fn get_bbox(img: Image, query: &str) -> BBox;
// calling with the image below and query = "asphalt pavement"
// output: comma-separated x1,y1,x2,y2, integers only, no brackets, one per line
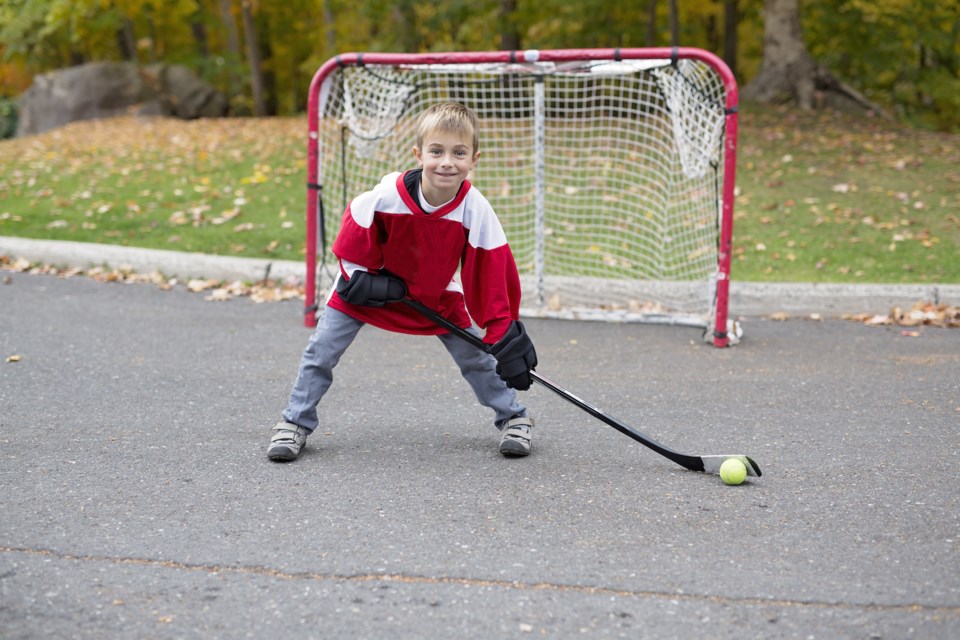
1,248,959,639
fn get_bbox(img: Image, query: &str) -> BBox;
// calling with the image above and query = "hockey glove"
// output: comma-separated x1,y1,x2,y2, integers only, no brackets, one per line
336,270,407,307
490,320,538,391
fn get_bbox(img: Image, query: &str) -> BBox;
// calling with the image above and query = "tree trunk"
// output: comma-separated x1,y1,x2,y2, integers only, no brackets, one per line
499,0,521,51
706,13,720,55
742,0,892,117
191,10,210,59
741,0,816,107
321,0,336,59
219,0,242,58
258,12,277,116
116,18,137,62
723,0,739,78
668,0,679,46
145,15,158,63
646,0,657,47
391,0,420,52
240,0,266,116
219,0,243,99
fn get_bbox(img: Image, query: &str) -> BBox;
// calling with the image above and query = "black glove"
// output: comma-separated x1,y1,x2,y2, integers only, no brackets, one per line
490,320,537,390
336,270,407,307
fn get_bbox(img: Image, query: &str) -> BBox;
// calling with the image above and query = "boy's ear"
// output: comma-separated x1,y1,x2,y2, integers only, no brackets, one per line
412,145,423,165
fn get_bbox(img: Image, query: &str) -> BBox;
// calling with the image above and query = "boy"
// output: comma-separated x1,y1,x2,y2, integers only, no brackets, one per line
268,102,538,463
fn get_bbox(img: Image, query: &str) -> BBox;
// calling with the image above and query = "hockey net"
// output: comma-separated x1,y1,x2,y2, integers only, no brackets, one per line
305,49,740,346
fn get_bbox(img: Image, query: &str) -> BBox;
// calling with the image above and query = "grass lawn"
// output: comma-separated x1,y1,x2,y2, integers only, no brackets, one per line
1,117,306,260
1,105,958,284
734,104,960,283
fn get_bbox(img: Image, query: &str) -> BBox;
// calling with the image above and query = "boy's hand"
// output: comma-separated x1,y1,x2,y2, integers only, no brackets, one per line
490,320,537,390
336,270,407,307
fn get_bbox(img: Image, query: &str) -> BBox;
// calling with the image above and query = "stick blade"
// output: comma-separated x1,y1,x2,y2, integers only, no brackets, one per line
700,455,762,478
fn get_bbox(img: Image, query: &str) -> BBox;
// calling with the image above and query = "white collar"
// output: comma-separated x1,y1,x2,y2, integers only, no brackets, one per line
418,179,454,213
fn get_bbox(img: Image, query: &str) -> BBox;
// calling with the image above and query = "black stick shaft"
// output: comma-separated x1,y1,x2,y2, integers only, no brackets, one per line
401,297,708,472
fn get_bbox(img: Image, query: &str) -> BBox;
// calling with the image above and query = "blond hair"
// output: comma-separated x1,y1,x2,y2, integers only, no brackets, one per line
414,102,480,153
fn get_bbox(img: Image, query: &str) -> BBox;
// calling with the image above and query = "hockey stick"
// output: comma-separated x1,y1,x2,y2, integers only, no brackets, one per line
402,297,761,478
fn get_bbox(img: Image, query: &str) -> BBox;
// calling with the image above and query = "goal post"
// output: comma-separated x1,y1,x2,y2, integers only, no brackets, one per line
304,48,740,347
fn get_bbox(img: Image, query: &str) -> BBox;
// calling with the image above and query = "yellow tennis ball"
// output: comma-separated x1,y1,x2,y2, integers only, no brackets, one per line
719,458,747,485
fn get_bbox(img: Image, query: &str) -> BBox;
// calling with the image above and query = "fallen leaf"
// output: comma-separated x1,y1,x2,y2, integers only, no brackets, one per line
6,354,22,363
204,288,233,301
843,301,960,328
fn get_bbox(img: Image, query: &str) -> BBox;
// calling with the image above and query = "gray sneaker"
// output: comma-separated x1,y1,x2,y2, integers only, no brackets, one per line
499,416,533,457
267,421,308,462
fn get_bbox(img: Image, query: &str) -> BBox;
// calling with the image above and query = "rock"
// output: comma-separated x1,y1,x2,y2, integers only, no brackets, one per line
15,61,228,137
142,63,228,120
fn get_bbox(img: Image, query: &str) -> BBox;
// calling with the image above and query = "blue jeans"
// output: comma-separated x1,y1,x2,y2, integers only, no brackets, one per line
283,306,526,433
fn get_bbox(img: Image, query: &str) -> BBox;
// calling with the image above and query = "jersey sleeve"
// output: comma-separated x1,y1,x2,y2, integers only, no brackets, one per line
330,174,398,271
459,192,522,344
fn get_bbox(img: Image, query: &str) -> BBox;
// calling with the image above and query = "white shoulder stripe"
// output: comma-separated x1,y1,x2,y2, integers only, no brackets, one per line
348,172,409,228
460,189,507,250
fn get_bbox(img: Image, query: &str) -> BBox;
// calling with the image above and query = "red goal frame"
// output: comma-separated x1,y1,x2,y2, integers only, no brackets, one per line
303,47,739,347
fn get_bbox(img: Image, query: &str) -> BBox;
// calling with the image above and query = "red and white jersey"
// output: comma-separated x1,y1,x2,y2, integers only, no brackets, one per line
328,171,522,344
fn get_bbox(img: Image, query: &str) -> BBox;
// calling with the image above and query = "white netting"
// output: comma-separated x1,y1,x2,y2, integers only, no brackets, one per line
652,59,727,180
341,68,418,157
313,56,732,325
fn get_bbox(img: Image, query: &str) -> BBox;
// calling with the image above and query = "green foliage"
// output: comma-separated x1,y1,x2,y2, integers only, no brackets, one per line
804,0,960,131
911,69,960,133
1,0,958,128
0,0,50,58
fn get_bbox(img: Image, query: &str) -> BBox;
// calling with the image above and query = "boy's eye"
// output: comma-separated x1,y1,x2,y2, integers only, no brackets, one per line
425,147,470,159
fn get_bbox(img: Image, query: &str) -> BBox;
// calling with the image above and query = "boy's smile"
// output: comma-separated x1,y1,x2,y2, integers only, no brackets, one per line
413,130,479,207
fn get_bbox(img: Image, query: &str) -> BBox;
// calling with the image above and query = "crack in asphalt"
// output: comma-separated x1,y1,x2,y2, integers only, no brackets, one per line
3,545,958,615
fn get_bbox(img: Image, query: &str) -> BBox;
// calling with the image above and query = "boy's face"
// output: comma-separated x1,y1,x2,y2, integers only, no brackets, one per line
413,130,479,207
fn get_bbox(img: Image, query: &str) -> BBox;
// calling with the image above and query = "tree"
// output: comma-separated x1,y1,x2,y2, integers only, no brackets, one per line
218,0,244,100
390,0,420,52
499,0,520,50
646,0,656,46
4,0,954,127
743,0,890,116
190,5,210,60
741,0,816,107
805,0,960,130
240,0,265,116
668,0,679,46
321,0,335,58
116,17,137,61
723,0,738,78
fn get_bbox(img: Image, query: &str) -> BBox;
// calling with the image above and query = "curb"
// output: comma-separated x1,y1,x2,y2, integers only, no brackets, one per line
727,281,959,317
0,236,303,284
2,236,958,317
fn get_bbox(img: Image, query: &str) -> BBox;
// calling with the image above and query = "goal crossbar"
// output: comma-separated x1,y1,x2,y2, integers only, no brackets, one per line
304,48,739,347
